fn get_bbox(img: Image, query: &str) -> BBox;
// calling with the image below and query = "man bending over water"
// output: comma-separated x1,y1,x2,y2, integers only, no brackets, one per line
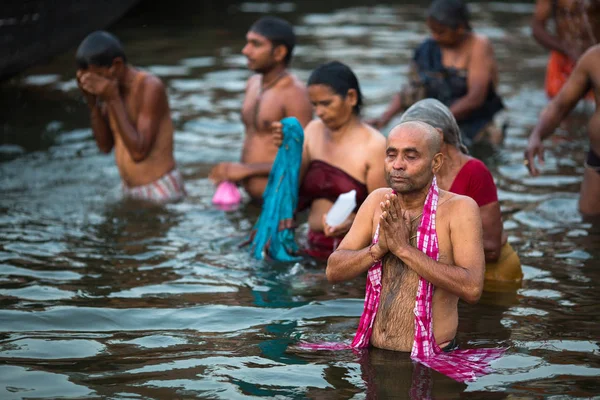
525,44,600,217
76,31,185,203
327,121,485,351
209,16,313,202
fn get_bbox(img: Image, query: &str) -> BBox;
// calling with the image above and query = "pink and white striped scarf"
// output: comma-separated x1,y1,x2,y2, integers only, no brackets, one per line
300,177,506,383
122,168,186,203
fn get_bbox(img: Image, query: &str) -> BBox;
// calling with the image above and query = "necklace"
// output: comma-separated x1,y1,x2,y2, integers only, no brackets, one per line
252,70,289,130
260,70,289,93
406,195,450,241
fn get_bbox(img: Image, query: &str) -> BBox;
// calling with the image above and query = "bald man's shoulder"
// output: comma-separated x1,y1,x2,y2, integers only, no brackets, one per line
438,189,481,218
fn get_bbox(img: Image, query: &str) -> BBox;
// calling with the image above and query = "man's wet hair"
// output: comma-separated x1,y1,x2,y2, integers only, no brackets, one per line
399,98,469,154
249,16,296,65
427,0,472,31
76,31,127,70
307,61,364,115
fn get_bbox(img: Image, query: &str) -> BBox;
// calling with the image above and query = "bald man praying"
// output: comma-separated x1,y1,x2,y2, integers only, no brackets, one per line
326,121,485,352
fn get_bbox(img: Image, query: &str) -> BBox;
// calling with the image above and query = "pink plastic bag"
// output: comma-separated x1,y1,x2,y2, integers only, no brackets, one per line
212,181,242,209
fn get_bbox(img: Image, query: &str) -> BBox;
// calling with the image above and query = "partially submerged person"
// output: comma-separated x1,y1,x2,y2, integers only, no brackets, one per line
400,99,522,283
209,16,312,202
327,121,485,351
369,0,504,146
532,0,599,101
525,44,600,217
274,61,387,259
76,31,185,203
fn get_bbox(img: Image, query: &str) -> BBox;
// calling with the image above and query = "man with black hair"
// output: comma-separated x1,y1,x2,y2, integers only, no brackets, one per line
209,16,313,202
76,30,185,203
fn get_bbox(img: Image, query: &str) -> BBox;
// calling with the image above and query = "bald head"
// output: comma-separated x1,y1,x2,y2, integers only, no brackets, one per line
388,121,442,155
384,121,443,194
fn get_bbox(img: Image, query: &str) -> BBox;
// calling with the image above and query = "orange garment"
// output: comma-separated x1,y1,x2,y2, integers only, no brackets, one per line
545,50,594,101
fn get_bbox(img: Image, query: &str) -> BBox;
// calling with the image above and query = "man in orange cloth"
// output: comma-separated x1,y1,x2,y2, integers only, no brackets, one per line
531,0,599,101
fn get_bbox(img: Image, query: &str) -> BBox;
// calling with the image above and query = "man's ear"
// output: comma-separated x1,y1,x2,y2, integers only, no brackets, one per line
109,57,125,77
432,152,444,174
272,44,287,64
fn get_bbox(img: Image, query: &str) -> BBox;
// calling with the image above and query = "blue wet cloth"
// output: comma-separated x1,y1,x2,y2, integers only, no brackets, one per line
412,38,504,142
250,117,304,261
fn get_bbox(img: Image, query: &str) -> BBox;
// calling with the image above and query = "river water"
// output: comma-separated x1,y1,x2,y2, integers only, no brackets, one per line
1,1,599,399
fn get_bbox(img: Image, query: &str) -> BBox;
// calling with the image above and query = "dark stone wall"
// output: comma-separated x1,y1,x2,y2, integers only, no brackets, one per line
0,0,141,81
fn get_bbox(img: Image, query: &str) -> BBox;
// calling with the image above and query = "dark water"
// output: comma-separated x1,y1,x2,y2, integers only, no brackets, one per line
1,1,600,399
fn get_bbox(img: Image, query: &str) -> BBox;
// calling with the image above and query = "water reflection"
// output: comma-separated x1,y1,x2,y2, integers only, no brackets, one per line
1,0,599,398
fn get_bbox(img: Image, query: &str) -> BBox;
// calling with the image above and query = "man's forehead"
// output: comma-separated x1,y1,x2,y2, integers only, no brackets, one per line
387,126,429,150
247,30,269,42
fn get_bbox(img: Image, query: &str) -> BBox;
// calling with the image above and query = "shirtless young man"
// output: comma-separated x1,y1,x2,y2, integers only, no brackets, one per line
76,31,185,203
525,45,600,217
209,16,313,202
532,0,600,99
327,121,485,351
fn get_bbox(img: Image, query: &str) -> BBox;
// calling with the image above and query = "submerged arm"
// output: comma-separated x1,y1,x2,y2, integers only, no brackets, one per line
209,162,273,185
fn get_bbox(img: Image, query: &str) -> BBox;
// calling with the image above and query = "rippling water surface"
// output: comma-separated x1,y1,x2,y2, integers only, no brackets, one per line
1,1,599,398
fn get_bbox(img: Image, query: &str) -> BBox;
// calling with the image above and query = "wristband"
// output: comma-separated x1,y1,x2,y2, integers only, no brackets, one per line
368,243,381,263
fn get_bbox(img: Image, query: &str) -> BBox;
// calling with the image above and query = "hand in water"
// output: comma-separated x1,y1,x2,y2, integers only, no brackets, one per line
76,70,97,106
271,121,283,147
209,162,249,185
379,193,410,256
524,134,544,176
78,71,118,100
322,213,355,238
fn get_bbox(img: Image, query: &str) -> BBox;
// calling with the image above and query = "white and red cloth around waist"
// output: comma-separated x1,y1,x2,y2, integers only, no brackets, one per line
122,168,186,203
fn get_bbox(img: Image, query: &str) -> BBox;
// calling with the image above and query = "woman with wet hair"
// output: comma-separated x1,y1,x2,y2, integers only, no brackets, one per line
400,99,522,284
274,61,387,259
370,0,505,147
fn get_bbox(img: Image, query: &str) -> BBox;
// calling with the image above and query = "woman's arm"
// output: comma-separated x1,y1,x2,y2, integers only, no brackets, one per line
449,36,495,120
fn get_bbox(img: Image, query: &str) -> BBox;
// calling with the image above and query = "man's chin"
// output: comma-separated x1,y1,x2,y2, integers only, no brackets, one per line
388,183,410,194
247,62,265,73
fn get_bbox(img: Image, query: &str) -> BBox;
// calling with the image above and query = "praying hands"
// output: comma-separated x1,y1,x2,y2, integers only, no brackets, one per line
379,192,412,257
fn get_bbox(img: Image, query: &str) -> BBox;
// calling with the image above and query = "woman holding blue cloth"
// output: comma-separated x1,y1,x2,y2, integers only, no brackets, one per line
272,61,388,260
